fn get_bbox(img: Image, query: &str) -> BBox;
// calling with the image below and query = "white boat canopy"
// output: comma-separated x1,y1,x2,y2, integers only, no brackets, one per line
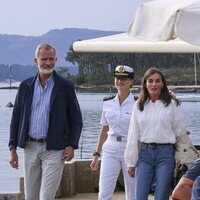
73,0,200,53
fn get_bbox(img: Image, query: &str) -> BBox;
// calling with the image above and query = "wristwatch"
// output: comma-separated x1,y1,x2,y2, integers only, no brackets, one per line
9,145,16,151
93,151,100,157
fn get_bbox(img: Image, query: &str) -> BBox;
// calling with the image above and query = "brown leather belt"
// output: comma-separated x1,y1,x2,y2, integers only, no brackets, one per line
28,136,47,143
142,142,173,146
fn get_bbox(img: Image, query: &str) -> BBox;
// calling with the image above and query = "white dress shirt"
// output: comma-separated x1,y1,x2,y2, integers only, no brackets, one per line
125,99,186,167
101,93,136,138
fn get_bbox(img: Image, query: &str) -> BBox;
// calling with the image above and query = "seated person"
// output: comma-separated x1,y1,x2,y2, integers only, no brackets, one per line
191,176,200,200
172,158,200,200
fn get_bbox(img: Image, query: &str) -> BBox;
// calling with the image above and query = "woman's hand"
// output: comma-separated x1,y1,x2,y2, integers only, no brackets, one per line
90,156,99,171
128,167,135,178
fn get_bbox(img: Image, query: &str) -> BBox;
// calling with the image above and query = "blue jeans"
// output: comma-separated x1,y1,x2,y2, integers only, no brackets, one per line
136,143,175,200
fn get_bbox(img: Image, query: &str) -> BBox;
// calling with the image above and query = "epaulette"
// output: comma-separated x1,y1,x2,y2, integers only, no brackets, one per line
103,95,116,101
134,96,138,101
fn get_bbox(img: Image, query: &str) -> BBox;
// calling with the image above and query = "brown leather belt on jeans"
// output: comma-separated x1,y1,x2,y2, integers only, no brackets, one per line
142,142,173,146
28,136,47,143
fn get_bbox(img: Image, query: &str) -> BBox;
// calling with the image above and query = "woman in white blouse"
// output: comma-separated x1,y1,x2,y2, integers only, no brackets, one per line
124,67,186,200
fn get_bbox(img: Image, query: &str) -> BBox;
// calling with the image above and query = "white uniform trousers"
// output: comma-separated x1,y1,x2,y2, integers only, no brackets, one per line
98,136,135,200
24,141,65,200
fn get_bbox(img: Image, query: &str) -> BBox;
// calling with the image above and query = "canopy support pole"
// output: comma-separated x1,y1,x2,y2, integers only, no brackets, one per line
193,53,198,86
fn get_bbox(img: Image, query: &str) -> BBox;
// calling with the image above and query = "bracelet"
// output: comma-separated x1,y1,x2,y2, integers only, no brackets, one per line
93,151,100,157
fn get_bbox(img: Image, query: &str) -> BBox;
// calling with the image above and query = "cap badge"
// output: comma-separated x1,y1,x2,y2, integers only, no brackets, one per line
118,65,125,72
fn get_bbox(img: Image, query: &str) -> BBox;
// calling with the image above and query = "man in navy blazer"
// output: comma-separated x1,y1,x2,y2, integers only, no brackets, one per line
9,43,83,200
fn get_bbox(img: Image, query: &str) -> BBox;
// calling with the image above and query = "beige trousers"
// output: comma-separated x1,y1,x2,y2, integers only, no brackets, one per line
24,141,64,200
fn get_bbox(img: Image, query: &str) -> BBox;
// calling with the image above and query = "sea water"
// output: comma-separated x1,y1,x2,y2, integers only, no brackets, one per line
0,89,200,192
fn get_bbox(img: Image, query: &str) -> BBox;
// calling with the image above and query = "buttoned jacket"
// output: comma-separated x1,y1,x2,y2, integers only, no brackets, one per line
9,71,83,150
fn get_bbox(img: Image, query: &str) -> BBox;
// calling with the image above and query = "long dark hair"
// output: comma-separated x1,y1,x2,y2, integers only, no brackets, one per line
138,68,180,111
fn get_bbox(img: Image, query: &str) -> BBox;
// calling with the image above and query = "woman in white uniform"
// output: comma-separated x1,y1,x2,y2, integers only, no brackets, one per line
90,65,136,200
125,67,186,200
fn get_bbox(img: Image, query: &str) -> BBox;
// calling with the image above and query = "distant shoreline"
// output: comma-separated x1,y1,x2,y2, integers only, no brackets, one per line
0,85,200,93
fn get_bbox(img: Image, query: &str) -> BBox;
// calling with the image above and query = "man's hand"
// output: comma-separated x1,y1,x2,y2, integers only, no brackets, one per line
62,146,74,161
9,149,19,169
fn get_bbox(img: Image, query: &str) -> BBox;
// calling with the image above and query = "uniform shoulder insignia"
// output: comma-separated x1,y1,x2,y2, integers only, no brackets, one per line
103,95,116,101
134,96,138,101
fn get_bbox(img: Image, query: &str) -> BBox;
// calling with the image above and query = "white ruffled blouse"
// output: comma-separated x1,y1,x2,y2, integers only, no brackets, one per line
124,99,186,167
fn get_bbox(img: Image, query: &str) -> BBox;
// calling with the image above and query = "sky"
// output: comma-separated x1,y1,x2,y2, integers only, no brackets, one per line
0,0,147,36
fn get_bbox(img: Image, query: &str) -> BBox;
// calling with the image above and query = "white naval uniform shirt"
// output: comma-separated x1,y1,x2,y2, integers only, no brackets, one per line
125,99,186,167
101,93,136,138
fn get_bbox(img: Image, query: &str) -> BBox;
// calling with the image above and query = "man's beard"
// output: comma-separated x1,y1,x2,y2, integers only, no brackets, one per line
38,65,54,75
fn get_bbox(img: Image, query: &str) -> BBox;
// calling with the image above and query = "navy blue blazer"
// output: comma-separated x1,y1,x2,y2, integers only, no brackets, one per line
9,71,83,150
